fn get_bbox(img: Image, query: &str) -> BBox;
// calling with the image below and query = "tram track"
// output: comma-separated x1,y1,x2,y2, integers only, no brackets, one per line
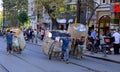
0,64,10,72
26,43,103,72
0,41,104,72
12,54,48,72
0,50,100,72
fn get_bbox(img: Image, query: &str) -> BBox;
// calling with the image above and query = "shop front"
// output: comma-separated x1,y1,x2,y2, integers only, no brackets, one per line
98,15,110,37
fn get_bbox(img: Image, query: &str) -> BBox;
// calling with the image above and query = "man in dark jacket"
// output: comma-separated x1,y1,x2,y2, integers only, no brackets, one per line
6,29,13,54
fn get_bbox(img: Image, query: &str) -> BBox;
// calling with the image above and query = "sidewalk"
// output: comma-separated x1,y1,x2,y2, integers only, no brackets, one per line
84,51,120,64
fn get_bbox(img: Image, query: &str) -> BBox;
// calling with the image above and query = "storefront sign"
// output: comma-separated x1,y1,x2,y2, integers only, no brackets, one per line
112,4,120,12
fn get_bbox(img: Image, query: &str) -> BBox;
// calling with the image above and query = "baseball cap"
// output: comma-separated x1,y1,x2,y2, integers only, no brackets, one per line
66,33,71,37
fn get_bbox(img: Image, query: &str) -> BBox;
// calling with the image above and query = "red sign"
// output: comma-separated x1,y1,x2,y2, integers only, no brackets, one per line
113,4,120,12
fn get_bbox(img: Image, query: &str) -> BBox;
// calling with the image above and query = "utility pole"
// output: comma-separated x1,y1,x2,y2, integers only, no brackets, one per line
77,0,81,23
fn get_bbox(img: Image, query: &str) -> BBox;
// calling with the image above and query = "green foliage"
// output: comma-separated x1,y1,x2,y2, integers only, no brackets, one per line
3,0,28,27
18,11,28,24
35,0,66,19
0,11,2,28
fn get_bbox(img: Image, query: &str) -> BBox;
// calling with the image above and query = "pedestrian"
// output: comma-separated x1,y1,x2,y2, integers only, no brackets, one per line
90,29,96,44
27,29,34,43
6,29,13,54
37,31,41,40
100,33,106,52
112,29,120,55
34,29,38,43
59,33,72,64
70,38,76,55
30,29,34,43
26,29,31,41
94,36,100,53
76,36,85,59
40,29,45,41
45,28,49,37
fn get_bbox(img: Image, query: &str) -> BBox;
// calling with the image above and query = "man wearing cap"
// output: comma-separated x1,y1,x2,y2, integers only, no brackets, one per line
6,29,13,54
60,34,72,64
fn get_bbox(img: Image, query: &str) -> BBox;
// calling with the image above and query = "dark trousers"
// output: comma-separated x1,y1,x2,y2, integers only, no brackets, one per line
41,35,44,40
61,49,65,59
7,43,12,52
113,44,120,54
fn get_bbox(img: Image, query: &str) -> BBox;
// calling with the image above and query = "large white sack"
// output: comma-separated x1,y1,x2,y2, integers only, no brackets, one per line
18,32,26,50
43,37,54,56
12,37,19,47
53,42,62,52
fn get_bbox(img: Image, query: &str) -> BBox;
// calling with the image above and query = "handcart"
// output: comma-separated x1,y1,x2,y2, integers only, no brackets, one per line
8,28,26,53
67,23,88,59
43,35,62,60
48,41,62,60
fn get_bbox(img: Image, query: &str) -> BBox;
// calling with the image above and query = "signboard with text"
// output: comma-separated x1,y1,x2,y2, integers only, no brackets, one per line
112,4,120,12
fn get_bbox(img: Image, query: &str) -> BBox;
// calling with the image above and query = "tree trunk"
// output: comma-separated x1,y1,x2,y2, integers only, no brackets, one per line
51,18,59,30
77,0,81,23
87,5,100,26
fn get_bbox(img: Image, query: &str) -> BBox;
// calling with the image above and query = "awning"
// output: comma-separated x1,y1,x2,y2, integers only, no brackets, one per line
57,19,67,23
68,19,74,23
67,2,77,5
73,24,86,31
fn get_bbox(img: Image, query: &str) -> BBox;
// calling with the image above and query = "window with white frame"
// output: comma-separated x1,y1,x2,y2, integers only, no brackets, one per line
101,0,106,4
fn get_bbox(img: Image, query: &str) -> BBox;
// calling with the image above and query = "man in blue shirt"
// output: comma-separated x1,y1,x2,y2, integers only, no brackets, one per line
60,34,72,64
6,29,13,54
90,29,96,44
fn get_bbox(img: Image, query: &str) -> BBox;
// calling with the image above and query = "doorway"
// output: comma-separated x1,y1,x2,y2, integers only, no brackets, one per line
98,15,110,37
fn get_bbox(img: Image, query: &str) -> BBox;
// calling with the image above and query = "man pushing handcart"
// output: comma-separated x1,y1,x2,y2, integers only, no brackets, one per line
10,28,26,54
67,23,87,60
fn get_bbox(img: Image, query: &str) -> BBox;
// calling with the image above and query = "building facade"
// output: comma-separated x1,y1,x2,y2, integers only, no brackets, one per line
96,0,112,36
96,0,120,37
28,0,37,29
111,0,120,30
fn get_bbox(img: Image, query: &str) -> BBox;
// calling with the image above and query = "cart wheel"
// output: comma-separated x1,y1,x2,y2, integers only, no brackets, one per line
49,54,52,60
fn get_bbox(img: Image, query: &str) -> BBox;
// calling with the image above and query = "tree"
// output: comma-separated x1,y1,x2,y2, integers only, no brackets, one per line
35,0,67,29
76,0,100,25
34,0,100,29
3,0,28,27
0,11,3,28
18,11,28,26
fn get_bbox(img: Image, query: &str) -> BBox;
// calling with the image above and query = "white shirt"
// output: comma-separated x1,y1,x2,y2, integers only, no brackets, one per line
91,31,96,40
100,35,106,44
112,32,120,44
34,31,37,35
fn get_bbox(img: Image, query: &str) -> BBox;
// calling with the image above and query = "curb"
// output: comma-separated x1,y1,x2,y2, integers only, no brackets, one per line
84,54,120,64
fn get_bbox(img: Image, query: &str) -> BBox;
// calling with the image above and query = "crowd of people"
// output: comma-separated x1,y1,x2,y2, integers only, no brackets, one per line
23,28,46,43
87,29,120,55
